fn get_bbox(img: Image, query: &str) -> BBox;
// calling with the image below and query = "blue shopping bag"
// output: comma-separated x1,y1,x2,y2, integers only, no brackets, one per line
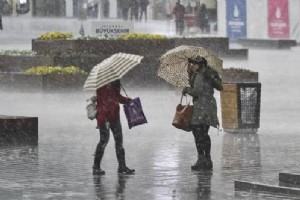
123,97,147,129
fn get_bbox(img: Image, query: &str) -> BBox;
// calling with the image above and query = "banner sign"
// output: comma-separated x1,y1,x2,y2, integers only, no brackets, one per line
91,21,133,38
268,0,289,38
226,0,247,40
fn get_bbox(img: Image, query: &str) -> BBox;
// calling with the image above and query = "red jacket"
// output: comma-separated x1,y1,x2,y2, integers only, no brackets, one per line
96,82,130,127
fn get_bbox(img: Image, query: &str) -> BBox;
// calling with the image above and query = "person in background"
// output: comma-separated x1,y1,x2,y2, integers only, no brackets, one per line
172,0,185,35
121,0,130,20
185,2,193,14
0,13,2,30
182,56,223,170
92,80,135,175
130,0,139,21
0,0,4,30
196,3,209,34
103,0,110,18
139,0,149,22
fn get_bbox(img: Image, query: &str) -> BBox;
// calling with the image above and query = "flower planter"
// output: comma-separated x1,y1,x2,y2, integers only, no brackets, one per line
222,68,259,83
42,73,87,90
0,72,87,91
0,55,54,72
52,54,106,72
174,37,229,55
32,39,76,54
32,39,175,57
31,37,246,59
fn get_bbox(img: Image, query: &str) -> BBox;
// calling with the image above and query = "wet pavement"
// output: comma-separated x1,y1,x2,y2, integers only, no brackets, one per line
0,80,300,200
1,20,300,199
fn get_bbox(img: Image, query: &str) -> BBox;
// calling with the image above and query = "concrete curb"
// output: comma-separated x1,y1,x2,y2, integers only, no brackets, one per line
235,180,300,196
279,172,300,186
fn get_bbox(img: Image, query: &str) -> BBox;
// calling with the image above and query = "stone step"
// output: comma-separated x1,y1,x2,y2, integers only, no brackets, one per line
279,172,300,186
234,180,300,197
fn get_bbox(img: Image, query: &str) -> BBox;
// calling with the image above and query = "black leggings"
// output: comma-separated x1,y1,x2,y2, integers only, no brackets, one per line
192,124,211,157
97,120,124,152
94,120,125,167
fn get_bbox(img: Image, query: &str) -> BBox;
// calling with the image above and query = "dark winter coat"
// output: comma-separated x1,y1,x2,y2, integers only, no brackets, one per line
172,3,185,22
197,4,209,29
139,0,149,9
96,81,130,127
184,67,223,128
122,0,131,9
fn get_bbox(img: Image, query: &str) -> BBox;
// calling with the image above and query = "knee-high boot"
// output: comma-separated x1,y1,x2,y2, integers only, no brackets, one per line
203,134,213,170
93,145,105,175
191,141,206,171
116,148,135,174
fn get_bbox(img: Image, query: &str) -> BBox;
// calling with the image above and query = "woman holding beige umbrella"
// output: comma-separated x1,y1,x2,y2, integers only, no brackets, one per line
158,46,223,170
182,56,223,170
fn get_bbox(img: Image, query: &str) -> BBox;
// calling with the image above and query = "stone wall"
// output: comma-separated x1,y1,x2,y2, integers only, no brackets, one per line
0,73,87,92
0,55,54,72
0,115,38,146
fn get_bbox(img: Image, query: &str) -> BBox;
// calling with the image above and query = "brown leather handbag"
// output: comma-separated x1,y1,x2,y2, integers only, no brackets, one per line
172,95,194,132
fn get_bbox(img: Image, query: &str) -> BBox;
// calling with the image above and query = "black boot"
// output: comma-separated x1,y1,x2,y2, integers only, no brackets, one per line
117,148,135,175
191,155,206,171
118,166,135,174
93,146,105,175
93,167,105,175
204,155,213,170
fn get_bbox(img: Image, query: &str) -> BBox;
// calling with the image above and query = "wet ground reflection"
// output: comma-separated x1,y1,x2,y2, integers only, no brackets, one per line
0,85,300,199
222,132,262,181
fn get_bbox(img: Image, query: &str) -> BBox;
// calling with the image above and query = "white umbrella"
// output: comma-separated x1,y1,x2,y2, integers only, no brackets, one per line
83,53,144,90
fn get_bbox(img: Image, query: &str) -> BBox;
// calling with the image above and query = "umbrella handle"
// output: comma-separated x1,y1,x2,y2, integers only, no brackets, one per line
120,83,129,97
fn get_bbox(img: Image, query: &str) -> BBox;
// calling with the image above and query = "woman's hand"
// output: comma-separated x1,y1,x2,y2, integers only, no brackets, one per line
126,98,132,104
90,96,97,102
182,87,189,96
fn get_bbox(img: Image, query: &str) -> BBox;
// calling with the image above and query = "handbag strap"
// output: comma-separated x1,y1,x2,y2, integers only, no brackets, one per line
180,94,190,105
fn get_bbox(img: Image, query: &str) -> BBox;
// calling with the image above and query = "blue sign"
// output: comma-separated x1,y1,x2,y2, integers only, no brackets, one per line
226,0,247,40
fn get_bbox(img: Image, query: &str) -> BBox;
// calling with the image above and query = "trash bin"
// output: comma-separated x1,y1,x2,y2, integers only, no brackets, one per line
221,68,261,133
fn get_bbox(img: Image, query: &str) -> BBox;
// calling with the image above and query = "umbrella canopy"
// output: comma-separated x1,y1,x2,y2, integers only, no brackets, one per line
83,53,144,90
158,45,223,88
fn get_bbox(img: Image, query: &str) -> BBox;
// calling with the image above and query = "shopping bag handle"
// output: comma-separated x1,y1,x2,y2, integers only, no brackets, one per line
120,83,129,97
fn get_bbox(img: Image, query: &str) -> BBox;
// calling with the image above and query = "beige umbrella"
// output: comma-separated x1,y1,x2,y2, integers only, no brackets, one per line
83,53,144,90
158,45,223,88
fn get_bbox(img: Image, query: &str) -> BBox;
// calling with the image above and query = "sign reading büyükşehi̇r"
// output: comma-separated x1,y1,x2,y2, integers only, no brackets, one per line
91,21,134,38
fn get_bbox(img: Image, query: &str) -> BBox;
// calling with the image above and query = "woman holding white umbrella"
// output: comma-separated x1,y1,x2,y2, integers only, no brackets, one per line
92,79,134,175
84,53,144,175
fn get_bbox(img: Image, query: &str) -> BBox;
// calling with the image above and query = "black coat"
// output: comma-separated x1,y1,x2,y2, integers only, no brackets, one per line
184,67,222,128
